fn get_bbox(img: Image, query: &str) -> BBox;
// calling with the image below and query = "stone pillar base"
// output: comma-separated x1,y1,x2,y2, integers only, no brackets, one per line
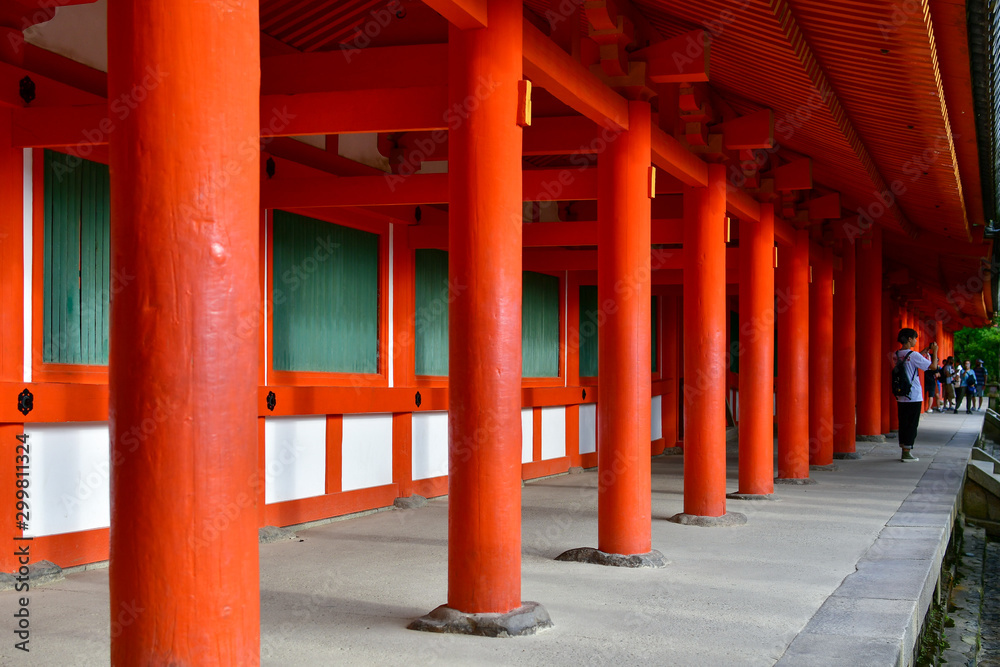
809,464,839,472
884,431,897,440
856,434,886,442
667,512,747,527
408,602,553,637
725,493,778,501
774,477,817,485
833,452,863,460
555,547,668,568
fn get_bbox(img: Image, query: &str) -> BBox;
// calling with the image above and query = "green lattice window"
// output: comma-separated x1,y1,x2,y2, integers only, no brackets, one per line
43,150,111,365
414,249,449,376
522,271,560,378
271,210,379,373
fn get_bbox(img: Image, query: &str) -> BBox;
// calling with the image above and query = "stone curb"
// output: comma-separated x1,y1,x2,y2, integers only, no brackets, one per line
775,424,979,666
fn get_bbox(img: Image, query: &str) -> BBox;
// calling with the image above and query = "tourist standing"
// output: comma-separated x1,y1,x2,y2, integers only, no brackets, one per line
893,328,936,462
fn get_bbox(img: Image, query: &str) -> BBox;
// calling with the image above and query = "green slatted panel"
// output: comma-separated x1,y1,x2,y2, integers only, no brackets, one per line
580,286,659,376
272,210,379,373
43,150,110,365
579,285,598,377
651,296,658,373
414,249,449,376
730,310,739,373
523,271,560,378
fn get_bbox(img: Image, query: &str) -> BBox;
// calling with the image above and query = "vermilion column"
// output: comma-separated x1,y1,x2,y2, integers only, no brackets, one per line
833,240,858,457
596,100,653,554
444,0,524,614
855,229,883,440
107,1,260,663
661,295,680,448
777,229,810,480
889,305,902,432
736,205,775,495
881,289,892,432
682,164,729,516
809,247,834,466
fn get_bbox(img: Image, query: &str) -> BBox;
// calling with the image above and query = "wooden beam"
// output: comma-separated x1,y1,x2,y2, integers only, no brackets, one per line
631,30,710,83
410,218,684,249
523,19,629,131
13,87,451,147
726,184,760,222
523,116,599,155
261,44,447,95
717,109,773,150
774,217,796,247
807,192,841,220
262,88,449,135
423,0,486,29
263,173,448,209
523,246,740,271
262,168,602,208
775,158,812,191
651,125,707,187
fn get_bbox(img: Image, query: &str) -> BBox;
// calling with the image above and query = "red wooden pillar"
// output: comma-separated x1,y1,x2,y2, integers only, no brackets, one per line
736,205,775,495
809,247,834,466
881,289,892,431
855,229,883,439
682,164,729,516
777,229,810,480
0,110,23,574
889,305,902,432
596,100,653,554
833,240,858,457
441,0,533,618
661,295,680,448
107,0,260,663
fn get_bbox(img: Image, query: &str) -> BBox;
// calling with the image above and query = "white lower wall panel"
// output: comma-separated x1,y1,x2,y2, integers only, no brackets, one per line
540,406,566,460
579,404,597,455
412,411,449,480
342,413,393,492
265,416,326,504
521,408,533,463
651,395,662,441
23,423,111,537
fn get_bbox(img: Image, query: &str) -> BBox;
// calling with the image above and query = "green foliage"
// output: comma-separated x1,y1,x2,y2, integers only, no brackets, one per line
954,322,1000,382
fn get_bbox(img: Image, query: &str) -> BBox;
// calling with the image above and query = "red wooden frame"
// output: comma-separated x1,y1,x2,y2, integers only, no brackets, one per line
265,207,391,388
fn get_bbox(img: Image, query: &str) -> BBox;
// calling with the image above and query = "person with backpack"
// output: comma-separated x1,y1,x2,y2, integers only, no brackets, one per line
962,360,979,413
941,357,955,411
975,360,988,412
892,328,936,462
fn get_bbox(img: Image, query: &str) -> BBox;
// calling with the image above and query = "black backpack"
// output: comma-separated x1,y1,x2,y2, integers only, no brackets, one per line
891,351,915,398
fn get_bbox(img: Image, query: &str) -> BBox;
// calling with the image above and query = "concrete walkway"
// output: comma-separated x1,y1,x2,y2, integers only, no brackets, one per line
0,412,982,666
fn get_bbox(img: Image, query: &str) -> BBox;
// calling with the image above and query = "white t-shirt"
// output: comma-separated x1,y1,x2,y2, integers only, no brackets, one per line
894,348,931,403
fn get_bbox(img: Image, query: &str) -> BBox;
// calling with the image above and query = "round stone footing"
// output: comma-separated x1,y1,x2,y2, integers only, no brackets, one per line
725,492,777,501
393,494,428,509
833,452,863,460
856,434,886,443
884,432,897,440
667,512,747,527
408,601,553,637
809,464,839,472
554,547,668,568
774,477,817,485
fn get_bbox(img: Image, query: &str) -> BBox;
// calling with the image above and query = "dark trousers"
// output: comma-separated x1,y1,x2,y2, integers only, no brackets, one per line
955,386,965,410
897,401,921,449
965,389,977,413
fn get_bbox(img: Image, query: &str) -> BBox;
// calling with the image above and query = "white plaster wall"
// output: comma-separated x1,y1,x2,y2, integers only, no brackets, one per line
521,408,533,463
540,406,566,460
264,416,326,504
24,0,108,72
342,414,393,491
23,423,110,537
651,395,662,441
579,404,597,454
22,149,31,384
412,411,448,480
